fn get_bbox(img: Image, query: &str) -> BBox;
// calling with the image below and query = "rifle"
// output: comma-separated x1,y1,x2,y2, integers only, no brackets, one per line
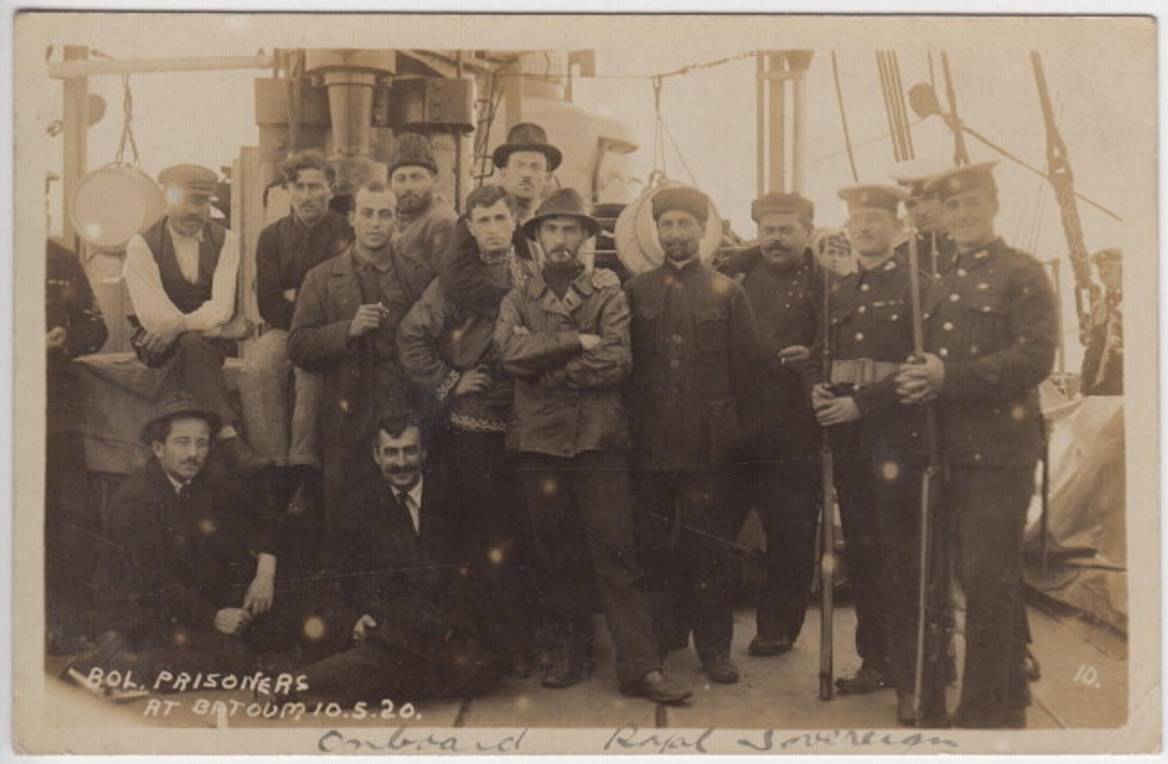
818,266,835,701
907,230,943,719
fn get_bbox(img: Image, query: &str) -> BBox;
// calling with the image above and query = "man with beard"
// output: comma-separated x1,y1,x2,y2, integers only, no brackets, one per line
289,182,428,531
287,413,500,708
494,188,692,702
892,159,957,277
894,162,1058,728
124,164,262,473
625,186,761,684
397,184,540,677
388,133,458,278
720,192,823,659
811,184,945,725
242,151,352,532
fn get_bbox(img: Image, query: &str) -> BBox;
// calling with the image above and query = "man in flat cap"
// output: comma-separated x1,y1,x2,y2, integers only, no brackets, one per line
124,164,262,474
241,150,352,553
494,188,692,702
810,183,943,722
1081,247,1123,396
625,185,761,684
894,161,1058,728
718,191,823,658
891,159,958,277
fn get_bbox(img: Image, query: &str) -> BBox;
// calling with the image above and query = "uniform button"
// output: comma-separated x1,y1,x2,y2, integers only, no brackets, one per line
890,313,899,321
949,293,960,302
973,452,983,461
669,359,680,369
981,305,992,313
861,283,870,292
858,305,867,314
938,347,949,357
855,332,864,341
943,321,954,331
957,268,968,277
977,282,990,290
970,345,979,355
672,334,683,344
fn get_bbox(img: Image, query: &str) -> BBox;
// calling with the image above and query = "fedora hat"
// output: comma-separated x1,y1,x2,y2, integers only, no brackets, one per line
140,391,221,444
492,122,563,171
522,188,600,240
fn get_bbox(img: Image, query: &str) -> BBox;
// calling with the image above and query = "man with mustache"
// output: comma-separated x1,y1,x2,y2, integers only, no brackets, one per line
494,188,692,702
719,192,824,659
241,151,352,539
625,186,761,685
894,162,1058,728
77,393,340,687
124,164,263,474
892,159,958,277
288,413,500,708
810,184,945,725
289,181,429,532
397,184,540,678
388,133,458,279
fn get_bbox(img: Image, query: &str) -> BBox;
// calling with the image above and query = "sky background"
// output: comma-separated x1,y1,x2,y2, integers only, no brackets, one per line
15,13,1157,370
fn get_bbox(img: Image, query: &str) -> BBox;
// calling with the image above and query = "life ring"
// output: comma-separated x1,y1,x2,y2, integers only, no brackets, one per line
613,181,723,276
70,164,165,251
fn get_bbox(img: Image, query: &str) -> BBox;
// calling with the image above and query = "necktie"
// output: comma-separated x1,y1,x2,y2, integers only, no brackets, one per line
400,492,420,534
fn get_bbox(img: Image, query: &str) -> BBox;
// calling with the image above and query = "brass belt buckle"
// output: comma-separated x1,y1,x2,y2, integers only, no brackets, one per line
859,358,875,385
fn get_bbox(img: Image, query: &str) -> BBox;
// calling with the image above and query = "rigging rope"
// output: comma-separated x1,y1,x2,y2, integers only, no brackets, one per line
113,74,140,165
831,51,860,182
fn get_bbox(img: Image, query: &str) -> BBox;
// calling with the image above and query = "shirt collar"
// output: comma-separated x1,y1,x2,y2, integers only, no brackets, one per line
167,221,205,243
353,244,394,273
479,246,516,266
394,476,424,507
163,471,190,495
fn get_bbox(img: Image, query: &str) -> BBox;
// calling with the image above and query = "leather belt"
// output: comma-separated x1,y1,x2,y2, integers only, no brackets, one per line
830,358,901,387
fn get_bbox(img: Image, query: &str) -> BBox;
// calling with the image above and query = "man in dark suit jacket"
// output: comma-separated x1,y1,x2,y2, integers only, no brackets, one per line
290,412,500,707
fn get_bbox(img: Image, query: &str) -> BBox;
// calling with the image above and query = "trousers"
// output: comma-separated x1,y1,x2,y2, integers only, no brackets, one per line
635,468,735,661
515,451,660,687
240,329,323,468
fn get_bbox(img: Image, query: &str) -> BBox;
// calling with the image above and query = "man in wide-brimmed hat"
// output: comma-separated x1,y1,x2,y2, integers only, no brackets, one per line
625,185,762,685
493,122,562,225
124,163,264,474
82,392,345,686
494,188,692,703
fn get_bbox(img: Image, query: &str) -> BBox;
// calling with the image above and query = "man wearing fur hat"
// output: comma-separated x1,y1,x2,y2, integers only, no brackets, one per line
720,192,824,659
124,164,263,474
494,188,692,703
388,133,458,277
625,186,761,685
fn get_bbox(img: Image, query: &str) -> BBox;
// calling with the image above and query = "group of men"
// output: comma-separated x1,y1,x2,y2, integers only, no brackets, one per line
54,117,1122,729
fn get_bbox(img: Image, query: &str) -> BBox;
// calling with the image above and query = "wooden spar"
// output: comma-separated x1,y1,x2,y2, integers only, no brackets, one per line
940,52,972,165
1031,50,1095,342
48,52,276,79
61,46,89,250
756,53,766,198
768,52,786,191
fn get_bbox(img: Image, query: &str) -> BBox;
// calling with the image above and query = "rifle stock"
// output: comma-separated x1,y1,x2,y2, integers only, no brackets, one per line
818,266,835,701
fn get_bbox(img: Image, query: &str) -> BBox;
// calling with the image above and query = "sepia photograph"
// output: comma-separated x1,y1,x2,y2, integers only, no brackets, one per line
7,8,1160,755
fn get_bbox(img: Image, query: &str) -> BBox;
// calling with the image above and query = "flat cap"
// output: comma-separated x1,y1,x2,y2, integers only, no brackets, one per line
752,191,814,224
837,183,906,214
651,186,710,223
889,158,953,197
923,160,999,201
158,164,217,197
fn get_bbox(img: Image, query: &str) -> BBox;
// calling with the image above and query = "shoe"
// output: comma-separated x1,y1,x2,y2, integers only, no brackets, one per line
748,634,793,657
945,653,959,686
702,654,740,684
218,436,269,474
1005,707,1027,729
835,665,892,695
1023,649,1041,682
896,692,918,726
623,670,693,704
58,630,132,681
507,653,534,680
542,654,586,688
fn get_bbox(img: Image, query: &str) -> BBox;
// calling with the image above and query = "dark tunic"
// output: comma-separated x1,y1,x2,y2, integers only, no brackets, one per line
895,230,958,278
255,211,353,330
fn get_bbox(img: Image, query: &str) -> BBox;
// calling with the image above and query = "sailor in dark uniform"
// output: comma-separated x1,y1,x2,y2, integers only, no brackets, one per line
895,161,1058,728
810,184,931,704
